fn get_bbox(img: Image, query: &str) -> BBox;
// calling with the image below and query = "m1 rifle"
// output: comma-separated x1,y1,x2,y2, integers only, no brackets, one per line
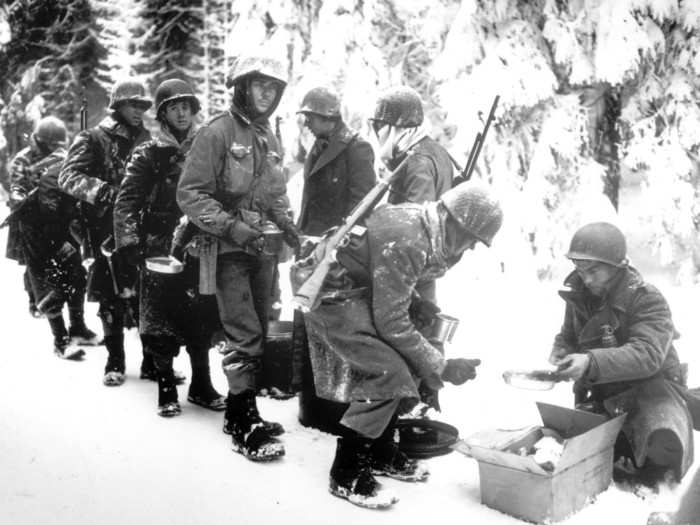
452,95,499,186
292,152,413,312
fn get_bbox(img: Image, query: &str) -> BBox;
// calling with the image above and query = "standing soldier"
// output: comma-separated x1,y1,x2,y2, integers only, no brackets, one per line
177,54,299,461
59,80,152,386
369,86,456,412
7,116,98,357
114,79,226,417
296,87,376,236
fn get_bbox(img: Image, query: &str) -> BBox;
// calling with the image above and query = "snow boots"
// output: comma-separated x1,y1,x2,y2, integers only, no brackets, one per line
187,363,226,411
140,351,186,384
154,355,181,418
67,307,100,346
103,334,126,386
49,315,85,360
329,436,399,509
224,391,284,461
370,419,429,482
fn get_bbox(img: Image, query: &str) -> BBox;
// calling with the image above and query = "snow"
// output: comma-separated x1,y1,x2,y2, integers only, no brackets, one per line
1,178,700,525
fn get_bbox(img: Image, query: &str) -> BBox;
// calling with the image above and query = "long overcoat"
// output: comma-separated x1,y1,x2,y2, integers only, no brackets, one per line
297,122,376,236
553,267,694,478
58,115,150,300
114,126,219,341
304,202,449,403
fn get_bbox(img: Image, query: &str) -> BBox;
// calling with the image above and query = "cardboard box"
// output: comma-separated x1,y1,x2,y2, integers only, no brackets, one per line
458,402,626,523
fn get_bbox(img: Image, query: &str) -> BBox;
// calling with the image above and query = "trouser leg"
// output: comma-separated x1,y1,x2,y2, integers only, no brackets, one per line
340,399,402,439
99,300,125,373
146,335,180,406
215,253,273,394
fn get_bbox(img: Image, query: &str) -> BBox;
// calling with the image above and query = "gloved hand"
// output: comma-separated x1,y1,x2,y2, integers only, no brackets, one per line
409,295,441,331
282,223,301,252
441,358,481,385
227,219,263,250
8,189,26,209
96,184,118,208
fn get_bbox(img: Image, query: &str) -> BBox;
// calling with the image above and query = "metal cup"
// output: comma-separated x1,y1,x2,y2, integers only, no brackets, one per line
261,221,284,256
428,313,459,344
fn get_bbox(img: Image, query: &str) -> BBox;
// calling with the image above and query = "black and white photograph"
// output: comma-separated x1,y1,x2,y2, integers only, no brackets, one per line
1,1,700,524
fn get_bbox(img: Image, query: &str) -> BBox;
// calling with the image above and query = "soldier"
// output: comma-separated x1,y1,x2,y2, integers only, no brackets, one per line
59,79,152,386
296,87,376,236
114,79,226,417
369,86,456,413
177,54,299,461
550,222,697,482
303,181,502,508
8,116,98,357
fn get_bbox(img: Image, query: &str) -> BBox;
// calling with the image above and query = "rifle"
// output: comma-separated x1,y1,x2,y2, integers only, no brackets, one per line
292,152,413,312
453,95,499,186
77,87,96,266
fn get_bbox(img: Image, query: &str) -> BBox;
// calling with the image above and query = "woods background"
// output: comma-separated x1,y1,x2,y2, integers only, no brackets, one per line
1,0,699,281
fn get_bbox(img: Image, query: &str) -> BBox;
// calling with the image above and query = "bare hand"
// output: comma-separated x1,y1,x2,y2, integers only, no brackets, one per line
548,347,568,366
556,353,591,381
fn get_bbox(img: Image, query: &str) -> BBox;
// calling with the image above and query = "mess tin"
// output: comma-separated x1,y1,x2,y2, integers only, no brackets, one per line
427,313,459,344
145,255,184,274
261,221,284,256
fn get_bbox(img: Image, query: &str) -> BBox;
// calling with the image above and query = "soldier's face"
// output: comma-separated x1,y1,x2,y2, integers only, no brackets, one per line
248,78,279,114
118,101,148,127
573,260,618,296
302,113,335,138
163,100,193,132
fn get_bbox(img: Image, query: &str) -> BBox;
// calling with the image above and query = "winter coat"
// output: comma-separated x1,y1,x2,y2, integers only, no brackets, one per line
58,115,150,301
553,267,694,478
176,107,292,257
304,202,450,403
8,145,77,266
114,126,219,340
297,122,376,236
387,136,453,205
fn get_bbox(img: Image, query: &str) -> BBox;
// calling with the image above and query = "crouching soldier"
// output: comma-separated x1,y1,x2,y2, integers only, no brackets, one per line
59,79,152,386
177,54,299,461
8,116,98,358
551,222,697,483
114,79,226,417
302,181,503,508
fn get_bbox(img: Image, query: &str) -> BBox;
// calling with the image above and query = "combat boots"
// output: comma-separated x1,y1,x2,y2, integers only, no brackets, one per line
48,316,85,360
224,391,284,461
103,334,126,386
186,347,226,411
370,419,429,482
329,436,399,509
153,355,181,418
67,307,100,345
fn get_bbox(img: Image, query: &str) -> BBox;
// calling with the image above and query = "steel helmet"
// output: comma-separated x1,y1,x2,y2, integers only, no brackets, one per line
441,181,503,246
228,54,287,88
372,86,423,128
108,80,152,110
297,87,341,118
154,79,201,116
32,116,67,148
566,222,627,267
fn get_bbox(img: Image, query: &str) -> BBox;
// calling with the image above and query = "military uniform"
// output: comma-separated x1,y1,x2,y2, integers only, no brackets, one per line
59,113,151,374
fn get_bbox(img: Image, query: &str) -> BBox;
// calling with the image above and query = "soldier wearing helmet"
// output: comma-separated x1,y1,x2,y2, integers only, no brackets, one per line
301,181,502,508
7,115,98,358
369,86,453,206
59,78,152,387
550,221,697,482
296,86,376,236
177,54,298,461
113,78,224,418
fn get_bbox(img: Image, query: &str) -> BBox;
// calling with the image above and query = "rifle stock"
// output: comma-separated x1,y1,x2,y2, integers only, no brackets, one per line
293,153,411,311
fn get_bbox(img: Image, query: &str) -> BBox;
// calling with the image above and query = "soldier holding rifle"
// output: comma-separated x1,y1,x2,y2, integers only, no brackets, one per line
59,79,152,387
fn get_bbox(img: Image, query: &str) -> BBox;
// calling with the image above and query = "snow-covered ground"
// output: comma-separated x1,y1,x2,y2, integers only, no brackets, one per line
1,184,699,524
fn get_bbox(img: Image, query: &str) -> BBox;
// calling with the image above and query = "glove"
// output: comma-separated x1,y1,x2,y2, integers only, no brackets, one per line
282,223,301,252
227,219,263,249
409,295,441,331
96,184,118,207
441,358,481,385
8,189,26,208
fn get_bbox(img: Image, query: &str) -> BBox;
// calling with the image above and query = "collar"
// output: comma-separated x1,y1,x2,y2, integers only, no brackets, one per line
154,123,197,152
98,114,146,141
561,266,642,313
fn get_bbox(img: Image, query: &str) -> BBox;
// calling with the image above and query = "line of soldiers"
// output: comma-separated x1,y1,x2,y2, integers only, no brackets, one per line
3,50,699,511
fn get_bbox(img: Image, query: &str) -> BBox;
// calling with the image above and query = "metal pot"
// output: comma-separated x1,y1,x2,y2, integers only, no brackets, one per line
428,313,459,344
